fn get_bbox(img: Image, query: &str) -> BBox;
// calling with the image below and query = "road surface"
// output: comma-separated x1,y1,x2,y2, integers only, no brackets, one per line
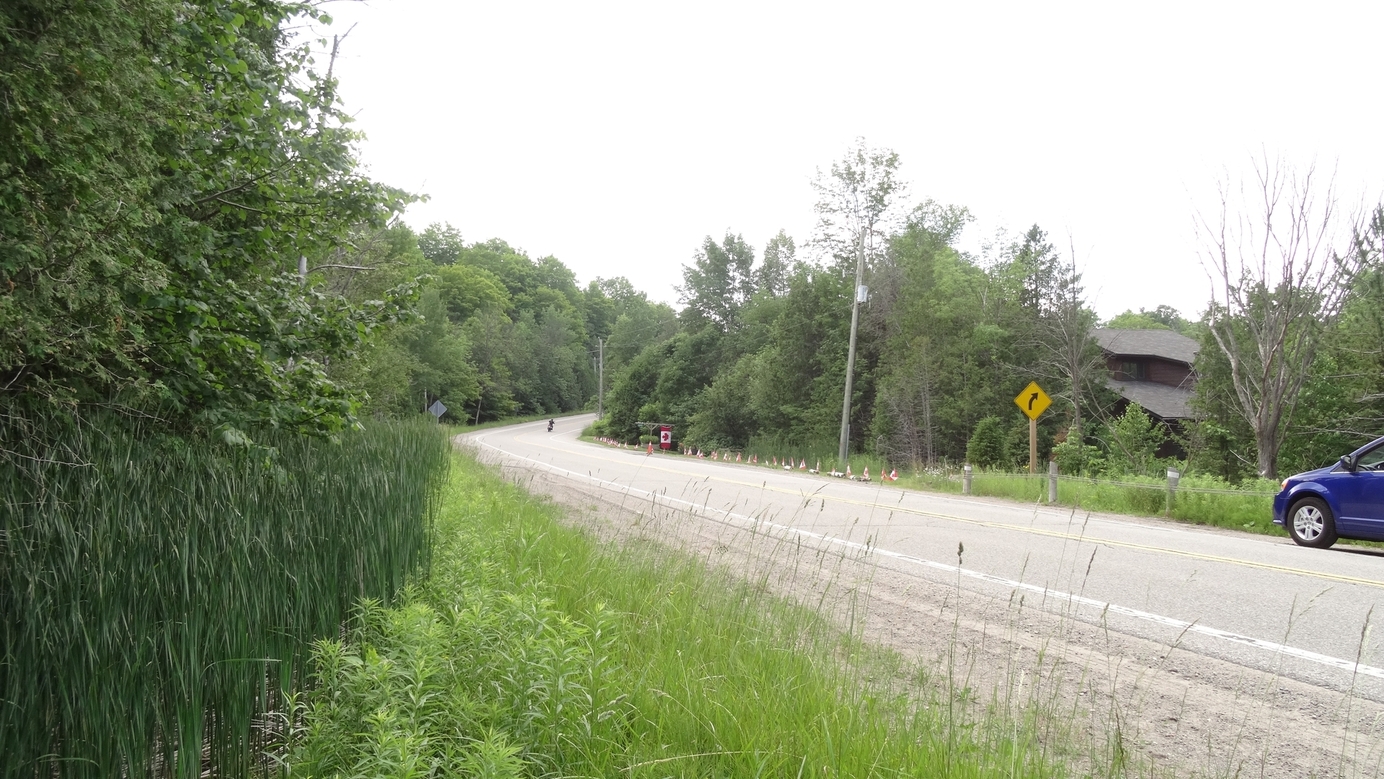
463,415,1384,777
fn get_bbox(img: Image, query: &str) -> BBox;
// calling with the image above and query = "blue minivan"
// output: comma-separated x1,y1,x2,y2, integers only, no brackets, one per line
1274,435,1384,548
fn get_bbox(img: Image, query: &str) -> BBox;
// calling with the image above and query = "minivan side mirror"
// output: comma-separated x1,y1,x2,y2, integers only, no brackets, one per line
1340,454,1358,472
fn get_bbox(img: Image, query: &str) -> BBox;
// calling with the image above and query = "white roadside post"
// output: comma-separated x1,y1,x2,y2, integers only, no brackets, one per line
1166,468,1181,517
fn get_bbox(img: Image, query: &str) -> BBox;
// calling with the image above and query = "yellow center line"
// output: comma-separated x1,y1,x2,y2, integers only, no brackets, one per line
483,430,1384,590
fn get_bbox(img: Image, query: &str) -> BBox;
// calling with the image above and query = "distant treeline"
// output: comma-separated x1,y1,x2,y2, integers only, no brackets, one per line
317,224,671,425
591,145,1384,484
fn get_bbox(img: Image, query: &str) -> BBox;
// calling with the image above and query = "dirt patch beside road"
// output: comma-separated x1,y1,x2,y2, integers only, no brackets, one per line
479,447,1384,778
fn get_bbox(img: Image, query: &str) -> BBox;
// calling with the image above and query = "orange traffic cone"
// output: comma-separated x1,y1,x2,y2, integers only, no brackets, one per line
846,464,853,479
862,466,870,481
736,452,742,462
799,459,806,470
888,468,898,481
647,443,653,454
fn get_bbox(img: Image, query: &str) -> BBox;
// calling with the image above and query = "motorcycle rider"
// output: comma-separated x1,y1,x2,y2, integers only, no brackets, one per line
547,419,555,432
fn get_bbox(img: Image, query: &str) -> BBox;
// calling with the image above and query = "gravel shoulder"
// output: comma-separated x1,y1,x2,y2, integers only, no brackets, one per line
472,441,1384,778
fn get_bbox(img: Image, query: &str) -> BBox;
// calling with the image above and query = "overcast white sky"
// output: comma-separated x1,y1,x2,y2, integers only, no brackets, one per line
319,0,1383,321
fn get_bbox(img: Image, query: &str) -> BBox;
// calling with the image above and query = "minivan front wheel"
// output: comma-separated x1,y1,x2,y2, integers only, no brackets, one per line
1288,497,1337,548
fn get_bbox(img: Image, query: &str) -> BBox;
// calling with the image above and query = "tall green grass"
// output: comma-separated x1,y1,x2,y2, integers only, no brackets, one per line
289,454,1076,778
901,468,1277,533
0,417,450,778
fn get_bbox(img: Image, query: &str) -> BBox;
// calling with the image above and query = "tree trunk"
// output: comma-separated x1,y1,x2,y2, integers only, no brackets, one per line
1256,427,1278,480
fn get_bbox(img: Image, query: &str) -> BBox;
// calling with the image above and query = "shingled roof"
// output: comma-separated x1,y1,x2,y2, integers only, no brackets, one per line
1106,380,1196,420
1093,328,1199,365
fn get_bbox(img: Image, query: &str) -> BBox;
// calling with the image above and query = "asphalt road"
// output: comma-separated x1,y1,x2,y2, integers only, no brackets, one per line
465,414,1384,703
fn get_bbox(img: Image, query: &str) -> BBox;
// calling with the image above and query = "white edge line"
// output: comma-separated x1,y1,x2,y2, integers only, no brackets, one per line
472,436,1384,683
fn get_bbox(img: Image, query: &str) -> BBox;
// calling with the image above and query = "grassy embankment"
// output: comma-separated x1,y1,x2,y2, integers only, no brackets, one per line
900,469,1278,534
289,452,1121,778
1,418,450,778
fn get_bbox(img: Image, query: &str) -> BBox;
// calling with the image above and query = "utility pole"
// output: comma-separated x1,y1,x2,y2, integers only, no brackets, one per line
597,338,604,418
837,231,866,464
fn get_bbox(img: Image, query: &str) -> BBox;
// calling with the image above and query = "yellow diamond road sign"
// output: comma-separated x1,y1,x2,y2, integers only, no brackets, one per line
1014,381,1051,420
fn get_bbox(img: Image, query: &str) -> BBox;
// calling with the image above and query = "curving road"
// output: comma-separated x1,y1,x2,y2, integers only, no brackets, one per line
463,414,1384,775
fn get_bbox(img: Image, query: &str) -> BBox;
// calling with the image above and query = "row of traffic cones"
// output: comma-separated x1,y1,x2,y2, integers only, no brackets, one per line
606,438,901,481
669,446,900,482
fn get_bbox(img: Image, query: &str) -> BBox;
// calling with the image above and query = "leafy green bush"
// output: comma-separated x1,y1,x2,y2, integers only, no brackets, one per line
1051,438,1105,476
966,416,1007,467
1104,405,1167,475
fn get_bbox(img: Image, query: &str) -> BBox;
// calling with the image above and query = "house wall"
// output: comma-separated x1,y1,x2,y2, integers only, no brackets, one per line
1148,358,1193,387
1105,356,1193,387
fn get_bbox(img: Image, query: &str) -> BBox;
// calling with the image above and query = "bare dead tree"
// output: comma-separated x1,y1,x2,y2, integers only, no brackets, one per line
874,343,937,469
1198,154,1363,478
1040,241,1103,447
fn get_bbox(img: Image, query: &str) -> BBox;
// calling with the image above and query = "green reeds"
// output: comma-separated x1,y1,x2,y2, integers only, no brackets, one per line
0,416,450,778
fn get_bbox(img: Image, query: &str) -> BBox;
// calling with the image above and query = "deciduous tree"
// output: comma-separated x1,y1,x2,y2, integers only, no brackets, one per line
677,232,756,333
1198,156,1364,478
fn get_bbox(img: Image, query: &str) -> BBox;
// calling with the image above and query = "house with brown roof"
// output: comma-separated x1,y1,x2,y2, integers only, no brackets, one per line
1092,328,1199,454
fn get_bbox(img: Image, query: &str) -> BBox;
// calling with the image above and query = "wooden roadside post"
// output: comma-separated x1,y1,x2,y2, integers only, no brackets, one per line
1013,381,1051,475
1029,417,1037,474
